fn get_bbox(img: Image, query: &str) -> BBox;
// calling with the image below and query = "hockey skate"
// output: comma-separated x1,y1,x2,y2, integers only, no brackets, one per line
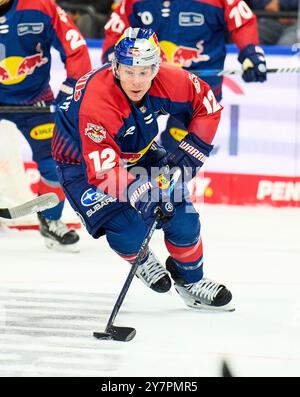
38,213,80,253
166,257,234,311
135,249,172,293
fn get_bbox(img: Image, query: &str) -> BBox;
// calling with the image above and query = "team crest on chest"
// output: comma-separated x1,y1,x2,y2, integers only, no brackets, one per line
85,123,106,143
139,105,147,113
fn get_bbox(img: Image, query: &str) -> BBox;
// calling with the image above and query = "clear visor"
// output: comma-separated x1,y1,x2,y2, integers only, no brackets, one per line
112,56,160,80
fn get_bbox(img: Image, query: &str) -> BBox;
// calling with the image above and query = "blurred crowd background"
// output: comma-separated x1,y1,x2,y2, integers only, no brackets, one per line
57,0,299,46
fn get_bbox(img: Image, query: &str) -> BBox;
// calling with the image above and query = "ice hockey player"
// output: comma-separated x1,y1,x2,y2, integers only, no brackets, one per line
52,27,234,311
102,0,267,150
0,0,92,251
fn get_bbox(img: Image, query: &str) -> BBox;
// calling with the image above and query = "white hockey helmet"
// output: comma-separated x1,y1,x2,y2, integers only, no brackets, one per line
112,27,161,78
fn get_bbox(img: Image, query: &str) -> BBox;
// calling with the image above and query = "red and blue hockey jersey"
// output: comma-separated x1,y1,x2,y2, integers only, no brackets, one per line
52,63,222,201
102,0,259,98
0,0,91,105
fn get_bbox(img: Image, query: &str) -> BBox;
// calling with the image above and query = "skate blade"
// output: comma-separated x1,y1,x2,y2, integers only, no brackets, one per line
44,238,80,253
186,302,235,312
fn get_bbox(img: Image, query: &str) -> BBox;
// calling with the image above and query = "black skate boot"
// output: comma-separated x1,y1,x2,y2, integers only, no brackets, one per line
135,249,172,293
38,212,80,253
166,257,234,311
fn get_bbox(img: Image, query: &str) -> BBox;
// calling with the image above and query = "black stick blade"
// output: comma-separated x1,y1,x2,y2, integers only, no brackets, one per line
0,208,10,219
93,326,136,342
222,360,233,377
93,332,112,340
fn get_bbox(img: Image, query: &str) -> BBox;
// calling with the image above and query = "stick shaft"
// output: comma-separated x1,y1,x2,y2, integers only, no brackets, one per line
105,217,158,331
193,67,300,76
0,105,56,113
104,169,181,332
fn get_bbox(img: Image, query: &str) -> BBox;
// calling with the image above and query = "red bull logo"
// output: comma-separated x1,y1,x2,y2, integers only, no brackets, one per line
0,43,48,85
160,40,210,68
0,65,9,83
128,48,141,57
85,123,107,143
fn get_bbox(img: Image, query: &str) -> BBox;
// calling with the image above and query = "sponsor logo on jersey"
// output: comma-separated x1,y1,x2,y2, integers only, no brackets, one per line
30,123,54,140
169,127,188,142
121,139,155,164
86,196,117,217
17,23,44,36
85,123,107,143
160,40,209,68
179,12,205,26
123,126,136,138
121,152,142,162
81,188,107,207
0,43,48,85
154,107,168,116
189,73,201,93
74,69,96,101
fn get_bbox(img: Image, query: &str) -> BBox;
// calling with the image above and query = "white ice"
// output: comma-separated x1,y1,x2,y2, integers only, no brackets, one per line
0,204,300,377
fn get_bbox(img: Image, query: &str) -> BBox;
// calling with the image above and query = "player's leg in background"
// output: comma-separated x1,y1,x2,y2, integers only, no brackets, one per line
104,207,171,293
163,199,233,310
14,112,80,252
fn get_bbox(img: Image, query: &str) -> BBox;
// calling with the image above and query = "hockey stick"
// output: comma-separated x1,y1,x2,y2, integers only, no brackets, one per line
193,67,300,77
0,105,56,113
0,193,59,219
93,169,181,342
222,359,233,377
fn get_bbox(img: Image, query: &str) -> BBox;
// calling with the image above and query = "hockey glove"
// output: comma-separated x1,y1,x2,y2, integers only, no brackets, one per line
159,133,214,181
127,142,167,175
238,44,267,83
127,177,175,226
55,78,76,105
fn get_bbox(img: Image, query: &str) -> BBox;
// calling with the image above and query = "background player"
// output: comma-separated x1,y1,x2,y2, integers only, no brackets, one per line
0,0,91,251
52,27,234,311
102,0,267,150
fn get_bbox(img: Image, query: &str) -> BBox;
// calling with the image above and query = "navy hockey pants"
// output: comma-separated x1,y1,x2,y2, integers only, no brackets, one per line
104,201,204,283
57,162,204,283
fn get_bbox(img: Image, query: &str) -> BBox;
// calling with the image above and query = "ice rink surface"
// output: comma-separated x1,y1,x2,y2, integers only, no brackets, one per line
0,204,300,377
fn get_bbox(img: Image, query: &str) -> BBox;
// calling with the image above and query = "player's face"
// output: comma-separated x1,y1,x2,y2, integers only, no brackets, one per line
0,0,10,5
118,65,153,105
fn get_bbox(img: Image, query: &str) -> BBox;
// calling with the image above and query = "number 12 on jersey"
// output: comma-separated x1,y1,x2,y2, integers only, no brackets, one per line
88,149,117,173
